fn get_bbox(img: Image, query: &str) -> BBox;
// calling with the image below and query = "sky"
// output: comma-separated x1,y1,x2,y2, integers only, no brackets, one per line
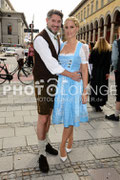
10,0,81,31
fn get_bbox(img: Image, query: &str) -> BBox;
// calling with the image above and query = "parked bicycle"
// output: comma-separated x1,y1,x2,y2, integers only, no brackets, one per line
0,58,33,85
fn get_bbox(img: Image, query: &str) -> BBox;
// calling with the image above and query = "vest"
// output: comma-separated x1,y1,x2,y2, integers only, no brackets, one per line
33,29,60,82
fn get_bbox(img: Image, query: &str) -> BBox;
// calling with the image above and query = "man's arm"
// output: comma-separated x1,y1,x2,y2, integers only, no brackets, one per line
34,36,81,81
61,70,81,81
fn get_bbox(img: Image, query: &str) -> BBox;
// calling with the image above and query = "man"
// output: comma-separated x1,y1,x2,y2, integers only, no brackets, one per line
14,46,25,69
105,26,120,121
33,9,81,173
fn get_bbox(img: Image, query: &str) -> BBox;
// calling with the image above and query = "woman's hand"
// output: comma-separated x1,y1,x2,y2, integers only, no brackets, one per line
82,91,88,104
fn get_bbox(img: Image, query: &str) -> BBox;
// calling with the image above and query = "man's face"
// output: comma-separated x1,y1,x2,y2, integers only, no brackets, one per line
46,14,62,34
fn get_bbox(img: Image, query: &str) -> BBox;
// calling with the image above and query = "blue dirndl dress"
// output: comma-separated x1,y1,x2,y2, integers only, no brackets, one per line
52,42,88,127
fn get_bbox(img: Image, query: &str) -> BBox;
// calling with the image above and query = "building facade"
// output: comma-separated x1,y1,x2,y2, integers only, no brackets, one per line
0,0,28,46
69,0,120,44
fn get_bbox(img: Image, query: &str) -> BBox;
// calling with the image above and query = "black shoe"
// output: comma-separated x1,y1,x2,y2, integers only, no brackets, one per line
95,106,103,112
39,155,49,173
45,143,58,155
105,114,119,121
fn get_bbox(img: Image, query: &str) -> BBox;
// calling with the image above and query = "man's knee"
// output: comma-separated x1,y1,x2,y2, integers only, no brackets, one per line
38,114,49,124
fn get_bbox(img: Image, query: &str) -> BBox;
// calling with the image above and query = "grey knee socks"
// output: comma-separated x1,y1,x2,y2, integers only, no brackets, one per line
38,139,47,156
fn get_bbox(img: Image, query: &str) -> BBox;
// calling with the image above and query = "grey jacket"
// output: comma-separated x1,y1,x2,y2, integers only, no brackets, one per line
112,38,120,70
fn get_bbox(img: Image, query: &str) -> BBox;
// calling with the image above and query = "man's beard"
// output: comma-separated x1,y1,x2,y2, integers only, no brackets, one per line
47,26,58,35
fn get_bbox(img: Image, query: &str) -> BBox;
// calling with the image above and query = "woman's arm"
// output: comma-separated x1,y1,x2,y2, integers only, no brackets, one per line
81,63,88,104
79,44,89,104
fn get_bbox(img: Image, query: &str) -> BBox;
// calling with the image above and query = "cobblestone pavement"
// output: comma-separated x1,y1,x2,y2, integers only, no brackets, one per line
0,57,120,180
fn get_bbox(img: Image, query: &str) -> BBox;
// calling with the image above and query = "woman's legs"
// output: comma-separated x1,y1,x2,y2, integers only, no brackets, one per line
67,128,73,149
60,126,73,157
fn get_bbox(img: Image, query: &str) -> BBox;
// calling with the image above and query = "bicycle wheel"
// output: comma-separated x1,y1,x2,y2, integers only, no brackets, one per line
18,66,33,85
0,66,7,84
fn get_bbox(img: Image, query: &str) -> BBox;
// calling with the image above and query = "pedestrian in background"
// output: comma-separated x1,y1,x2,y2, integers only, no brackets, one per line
80,39,86,44
52,17,88,162
33,9,81,173
89,42,95,53
88,42,95,81
89,37,111,112
27,42,34,67
105,26,120,121
14,46,25,69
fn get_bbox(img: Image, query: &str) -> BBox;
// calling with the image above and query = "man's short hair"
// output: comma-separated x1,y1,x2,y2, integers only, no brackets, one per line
47,9,63,20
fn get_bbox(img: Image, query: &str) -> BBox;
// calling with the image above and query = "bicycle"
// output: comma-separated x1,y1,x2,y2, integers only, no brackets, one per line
0,58,33,85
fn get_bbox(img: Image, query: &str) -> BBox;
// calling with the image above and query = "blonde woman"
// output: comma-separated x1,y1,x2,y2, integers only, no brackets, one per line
89,37,111,112
52,17,88,161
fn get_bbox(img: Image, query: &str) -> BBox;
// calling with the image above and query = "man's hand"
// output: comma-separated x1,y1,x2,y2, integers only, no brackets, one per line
61,70,81,82
71,71,81,81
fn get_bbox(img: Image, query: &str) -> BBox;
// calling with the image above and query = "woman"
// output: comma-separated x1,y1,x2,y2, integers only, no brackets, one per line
52,17,88,161
89,37,111,112
89,42,95,53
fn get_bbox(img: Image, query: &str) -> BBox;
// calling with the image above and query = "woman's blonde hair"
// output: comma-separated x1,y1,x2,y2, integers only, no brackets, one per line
94,37,111,53
64,16,79,28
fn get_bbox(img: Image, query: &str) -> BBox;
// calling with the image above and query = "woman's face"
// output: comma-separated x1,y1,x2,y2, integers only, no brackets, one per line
64,20,78,40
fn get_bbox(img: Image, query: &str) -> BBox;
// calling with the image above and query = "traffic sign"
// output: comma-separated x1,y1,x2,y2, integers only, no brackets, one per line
33,29,39,33
24,29,39,33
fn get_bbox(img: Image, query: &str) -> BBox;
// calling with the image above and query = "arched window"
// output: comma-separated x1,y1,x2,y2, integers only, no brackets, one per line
8,24,12,35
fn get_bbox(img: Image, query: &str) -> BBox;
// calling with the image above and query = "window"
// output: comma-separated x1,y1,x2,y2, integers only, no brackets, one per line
78,13,80,21
96,0,98,10
8,24,12,35
87,5,89,17
81,10,83,21
91,1,94,14
101,0,104,7
84,8,86,19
